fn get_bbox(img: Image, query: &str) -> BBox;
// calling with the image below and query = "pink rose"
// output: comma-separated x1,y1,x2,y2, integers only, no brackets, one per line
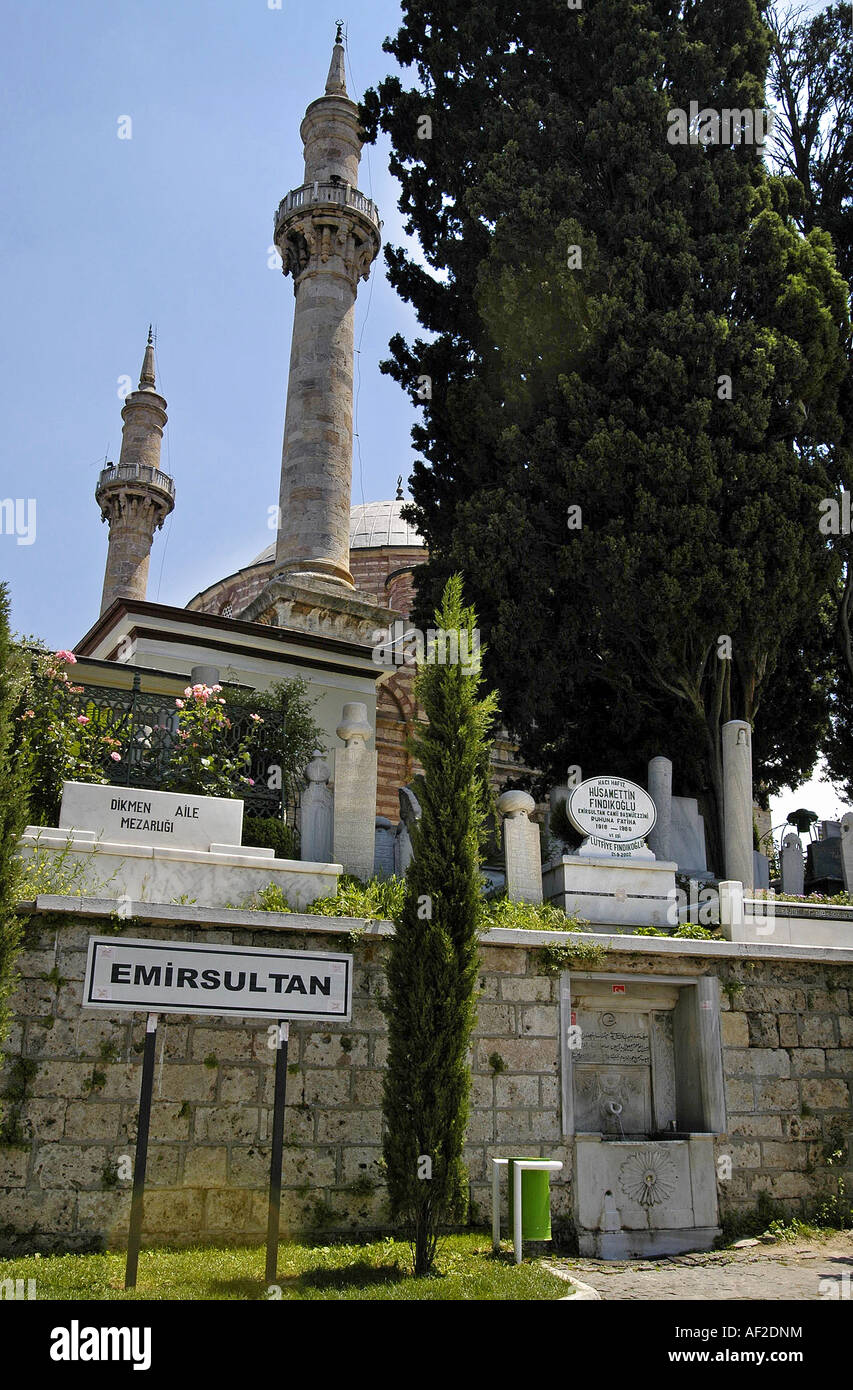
175,699,185,708
110,752,121,762
76,715,89,725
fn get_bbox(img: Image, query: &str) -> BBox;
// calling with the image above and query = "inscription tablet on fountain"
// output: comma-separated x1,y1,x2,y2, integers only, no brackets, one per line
580,1032,651,1065
574,1010,651,1065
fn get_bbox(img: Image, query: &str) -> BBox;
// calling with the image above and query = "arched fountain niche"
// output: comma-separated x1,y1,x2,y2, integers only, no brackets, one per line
561,972,725,1258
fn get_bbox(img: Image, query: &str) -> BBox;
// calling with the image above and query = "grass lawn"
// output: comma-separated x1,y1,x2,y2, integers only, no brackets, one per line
0,1233,572,1301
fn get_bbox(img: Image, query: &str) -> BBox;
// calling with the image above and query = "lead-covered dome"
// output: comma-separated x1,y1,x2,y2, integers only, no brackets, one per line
248,500,422,569
349,499,422,549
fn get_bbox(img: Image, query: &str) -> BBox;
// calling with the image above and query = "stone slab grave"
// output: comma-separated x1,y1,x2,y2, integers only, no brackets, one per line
543,776,677,929
59,781,243,851
20,781,341,911
669,796,712,880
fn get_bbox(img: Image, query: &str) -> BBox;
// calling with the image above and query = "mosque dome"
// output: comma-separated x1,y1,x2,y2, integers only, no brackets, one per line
188,499,425,618
249,499,422,568
348,498,422,550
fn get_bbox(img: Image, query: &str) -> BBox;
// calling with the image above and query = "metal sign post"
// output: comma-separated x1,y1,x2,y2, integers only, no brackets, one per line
125,1012,159,1290
265,1021,290,1285
83,936,352,1294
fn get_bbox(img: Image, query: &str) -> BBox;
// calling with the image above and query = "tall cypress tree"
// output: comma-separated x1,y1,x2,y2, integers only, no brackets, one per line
0,584,31,1121
363,0,850,853
382,576,498,1276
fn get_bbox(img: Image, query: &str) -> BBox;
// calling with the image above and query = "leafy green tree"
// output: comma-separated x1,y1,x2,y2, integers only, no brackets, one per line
363,0,850,853
229,676,326,815
0,586,32,1124
382,576,498,1276
767,2,853,798
767,2,853,275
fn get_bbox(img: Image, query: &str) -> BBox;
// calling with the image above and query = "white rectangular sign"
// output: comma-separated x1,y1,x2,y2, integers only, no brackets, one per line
84,936,352,1023
60,781,243,851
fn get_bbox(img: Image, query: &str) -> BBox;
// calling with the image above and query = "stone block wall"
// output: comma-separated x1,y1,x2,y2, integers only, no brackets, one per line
0,907,851,1253
714,959,853,1213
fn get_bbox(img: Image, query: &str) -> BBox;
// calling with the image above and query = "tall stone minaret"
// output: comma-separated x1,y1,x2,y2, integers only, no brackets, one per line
96,329,175,614
271,31,381,591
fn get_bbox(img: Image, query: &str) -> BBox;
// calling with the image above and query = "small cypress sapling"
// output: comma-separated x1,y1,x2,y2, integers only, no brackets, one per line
382,575,498,1276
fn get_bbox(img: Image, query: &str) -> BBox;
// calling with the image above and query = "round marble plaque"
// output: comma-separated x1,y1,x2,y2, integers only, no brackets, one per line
567,776,656,846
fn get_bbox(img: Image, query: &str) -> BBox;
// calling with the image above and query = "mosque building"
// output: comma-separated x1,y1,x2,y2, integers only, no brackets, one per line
74,36,527,835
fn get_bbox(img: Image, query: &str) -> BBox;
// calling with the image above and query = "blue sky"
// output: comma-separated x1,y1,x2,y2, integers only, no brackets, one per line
1,0,846,823
0,0,418,642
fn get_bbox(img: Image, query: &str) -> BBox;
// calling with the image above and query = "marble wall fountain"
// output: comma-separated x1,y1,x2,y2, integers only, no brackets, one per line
562,972,725,1258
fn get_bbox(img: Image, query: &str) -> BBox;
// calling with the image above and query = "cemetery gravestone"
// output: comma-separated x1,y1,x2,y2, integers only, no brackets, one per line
567,777,656,860
498,790,543,905
332,703,378,881
59,781,243,851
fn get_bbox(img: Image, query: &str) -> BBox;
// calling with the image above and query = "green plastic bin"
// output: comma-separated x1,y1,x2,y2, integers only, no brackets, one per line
507,1157,553,1241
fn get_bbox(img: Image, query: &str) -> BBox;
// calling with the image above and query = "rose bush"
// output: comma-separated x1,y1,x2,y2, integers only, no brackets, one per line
15,649,122,825
160,683,264,798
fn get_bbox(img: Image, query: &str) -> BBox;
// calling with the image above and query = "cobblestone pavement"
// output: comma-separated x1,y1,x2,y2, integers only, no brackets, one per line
546,1234,853,1300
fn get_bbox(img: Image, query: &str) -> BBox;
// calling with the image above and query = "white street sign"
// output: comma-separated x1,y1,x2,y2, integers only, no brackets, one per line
84,936,352,1022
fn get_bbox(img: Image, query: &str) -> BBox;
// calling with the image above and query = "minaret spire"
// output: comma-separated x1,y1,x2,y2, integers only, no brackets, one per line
139,325,156,390
326,28,347,95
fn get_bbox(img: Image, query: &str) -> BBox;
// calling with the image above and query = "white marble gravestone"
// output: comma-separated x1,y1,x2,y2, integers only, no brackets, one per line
544,776,676,928
780,832,805,896
567,777,656,860
669,796,709,877
393,785,421,877
646,756,673,862
498,790,542,905
300,751,333,863
722,719,754,891
21,780,341,911
332,703,378,881
59,781,243,851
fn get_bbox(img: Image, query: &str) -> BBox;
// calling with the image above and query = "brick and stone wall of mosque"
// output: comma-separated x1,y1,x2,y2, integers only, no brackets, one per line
189,543,424,623
1,906,850,1254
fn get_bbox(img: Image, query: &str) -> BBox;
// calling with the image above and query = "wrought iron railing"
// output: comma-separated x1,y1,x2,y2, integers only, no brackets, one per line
72,674,289,822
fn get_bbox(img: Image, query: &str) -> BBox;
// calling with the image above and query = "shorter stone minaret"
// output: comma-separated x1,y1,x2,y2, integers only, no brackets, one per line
96,329,175,614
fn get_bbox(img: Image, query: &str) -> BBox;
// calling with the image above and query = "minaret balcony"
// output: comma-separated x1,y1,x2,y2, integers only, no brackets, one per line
96,462,175,503
274,181,381,237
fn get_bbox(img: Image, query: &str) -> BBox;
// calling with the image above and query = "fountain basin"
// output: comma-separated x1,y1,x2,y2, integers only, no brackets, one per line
574,1132,720,1259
